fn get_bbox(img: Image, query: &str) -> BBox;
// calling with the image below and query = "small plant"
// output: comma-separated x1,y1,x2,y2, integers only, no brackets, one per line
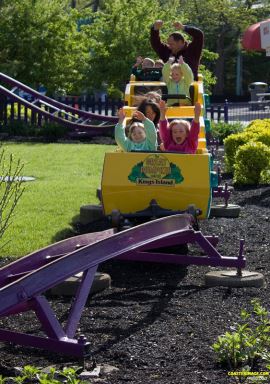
0,148,24,244
58,367,82,384
212,300,270,370
2,365,89,383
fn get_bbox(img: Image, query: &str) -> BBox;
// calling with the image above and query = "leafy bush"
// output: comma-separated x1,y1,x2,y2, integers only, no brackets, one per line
233,142,270,185
1,120,38,136
246,119,270,133
224,132,249,173
212,300,270,370
224,119,270,179
107,84,123,100
39,122,69,141
211,121,244,144
0,120,69,141
254,130,270,147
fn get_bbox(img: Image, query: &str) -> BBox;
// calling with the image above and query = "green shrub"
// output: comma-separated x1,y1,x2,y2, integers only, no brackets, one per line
0,120,69,141
39,122,69,141
224,132,249,173
107,84,123,100
254,130,270,147
211,121,244,144
233,142,270,185
1,120,38,136
224,119,270,175
246,119,270,133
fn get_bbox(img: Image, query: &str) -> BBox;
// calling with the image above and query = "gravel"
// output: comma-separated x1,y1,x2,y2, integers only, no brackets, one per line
0,156,269,384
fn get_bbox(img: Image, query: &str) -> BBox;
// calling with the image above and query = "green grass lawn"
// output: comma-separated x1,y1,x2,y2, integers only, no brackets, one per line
1,142,115,259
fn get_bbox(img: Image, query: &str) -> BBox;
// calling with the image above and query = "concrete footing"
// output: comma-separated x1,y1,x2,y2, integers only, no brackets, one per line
210,204,241,218
48,272,111,297
80,204,104,225
205,270,265,288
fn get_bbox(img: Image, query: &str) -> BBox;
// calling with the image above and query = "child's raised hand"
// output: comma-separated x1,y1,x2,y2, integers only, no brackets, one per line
159,99,167,111
136,56,143,65
159,99,167,120
173,21,184,30
133,110,146,121
118,108,126,122
168,56,175,64
194,102,202,122
154,20,163,30
178,55,184,65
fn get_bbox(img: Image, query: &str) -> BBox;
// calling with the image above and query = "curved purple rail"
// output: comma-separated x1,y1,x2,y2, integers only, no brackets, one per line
0,214,245,356
0,72,118,136
0,72,118,122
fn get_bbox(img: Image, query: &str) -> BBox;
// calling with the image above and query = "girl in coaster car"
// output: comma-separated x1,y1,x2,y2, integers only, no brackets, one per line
159,101,201,154
115,109,157,152
137,99,161,127
162,55,193,106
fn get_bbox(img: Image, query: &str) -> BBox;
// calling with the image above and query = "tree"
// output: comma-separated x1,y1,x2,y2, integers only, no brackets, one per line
79,0,217,93
82,0,185,91
0,0,90,94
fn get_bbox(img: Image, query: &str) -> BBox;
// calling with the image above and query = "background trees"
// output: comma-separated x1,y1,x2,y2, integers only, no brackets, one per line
0,0,269,97
0,0,89,94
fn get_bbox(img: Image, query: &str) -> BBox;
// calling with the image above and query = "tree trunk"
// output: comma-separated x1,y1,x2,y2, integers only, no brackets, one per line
213,32,225,95
213,25,239,96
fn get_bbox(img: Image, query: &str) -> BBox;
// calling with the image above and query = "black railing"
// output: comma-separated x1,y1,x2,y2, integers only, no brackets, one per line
206,100,270,123
1,94,270,129
55,95,123,116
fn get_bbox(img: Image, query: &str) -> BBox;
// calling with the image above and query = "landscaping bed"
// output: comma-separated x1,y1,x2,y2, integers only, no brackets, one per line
0,159,269,383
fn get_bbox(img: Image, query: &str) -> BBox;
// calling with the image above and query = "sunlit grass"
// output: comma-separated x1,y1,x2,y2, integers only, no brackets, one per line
1,142,115,259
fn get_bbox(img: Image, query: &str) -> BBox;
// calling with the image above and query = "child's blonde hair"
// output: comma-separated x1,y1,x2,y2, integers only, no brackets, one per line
169,119,190,135
128,122,145,140
171,63,182,73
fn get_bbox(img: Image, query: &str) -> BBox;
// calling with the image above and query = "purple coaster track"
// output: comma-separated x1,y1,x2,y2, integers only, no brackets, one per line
0,72,118,136
0,214,245,357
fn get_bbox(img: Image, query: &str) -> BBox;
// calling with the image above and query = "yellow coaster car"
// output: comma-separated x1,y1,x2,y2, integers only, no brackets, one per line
101,150,214,220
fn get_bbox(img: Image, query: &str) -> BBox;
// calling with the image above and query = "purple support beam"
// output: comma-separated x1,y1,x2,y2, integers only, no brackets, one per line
33,296,66,339
0,329,89,357
65,266,98,339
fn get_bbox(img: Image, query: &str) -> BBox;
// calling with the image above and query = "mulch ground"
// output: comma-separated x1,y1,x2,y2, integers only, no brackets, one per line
0,149,269,383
